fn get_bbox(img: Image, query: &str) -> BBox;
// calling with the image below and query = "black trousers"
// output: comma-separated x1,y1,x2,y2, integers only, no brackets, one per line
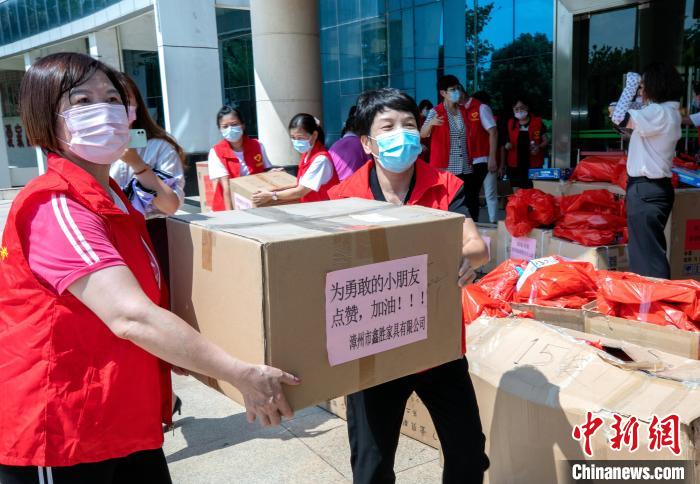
0,448,171,484
460,163,489,222
626,176,675,278
347,357,489,484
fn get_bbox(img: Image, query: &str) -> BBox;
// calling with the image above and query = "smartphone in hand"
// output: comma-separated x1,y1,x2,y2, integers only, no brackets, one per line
128,129,148,149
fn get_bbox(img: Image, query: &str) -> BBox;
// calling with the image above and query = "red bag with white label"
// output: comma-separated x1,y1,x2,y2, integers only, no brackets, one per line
596,271,700,331
554,189,627,246
505,189,559,237
476,259,527,302
461,285,512,325
514,259,598,308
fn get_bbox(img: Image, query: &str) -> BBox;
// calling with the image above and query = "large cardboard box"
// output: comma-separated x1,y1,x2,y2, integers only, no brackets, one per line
467,317,700,484
496,221,552,264
546,237,629,271
509,303,585,332
584,308,700,360
668,189,700,281
168,198,465,410
229,171,298,210
533,180,625,197
320,394,440,449
476,223,498,275
195,161,215,213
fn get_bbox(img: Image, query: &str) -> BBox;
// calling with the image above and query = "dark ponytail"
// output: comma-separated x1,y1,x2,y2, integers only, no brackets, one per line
288,113,325,145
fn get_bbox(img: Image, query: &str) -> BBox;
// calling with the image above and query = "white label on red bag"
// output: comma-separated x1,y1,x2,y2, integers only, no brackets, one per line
510,236,537,260
515,256,560,292
325,254,428,366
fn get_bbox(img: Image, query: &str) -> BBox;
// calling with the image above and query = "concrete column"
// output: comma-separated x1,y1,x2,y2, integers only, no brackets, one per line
24,51,46,175
88,28,123,71
153,0,222,153
250,0,322,166
0,89,11,188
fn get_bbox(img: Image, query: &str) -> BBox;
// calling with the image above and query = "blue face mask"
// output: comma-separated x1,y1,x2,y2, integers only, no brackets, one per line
371,129,421,173
292,138,312,153
448,89,461,103
221,125,243,142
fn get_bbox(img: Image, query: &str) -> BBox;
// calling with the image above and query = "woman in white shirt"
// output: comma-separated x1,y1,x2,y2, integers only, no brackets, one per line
207,106,273,211
252,114,339,204
611,63,682,278
110,75,186,277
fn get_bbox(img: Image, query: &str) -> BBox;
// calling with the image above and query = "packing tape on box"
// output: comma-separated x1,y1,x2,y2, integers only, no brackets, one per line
359,354,377,387
202,228,214,271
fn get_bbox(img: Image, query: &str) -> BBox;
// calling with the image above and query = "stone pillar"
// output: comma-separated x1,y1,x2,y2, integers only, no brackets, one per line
88,28,123,71
250,0,322,166
153,0,222,153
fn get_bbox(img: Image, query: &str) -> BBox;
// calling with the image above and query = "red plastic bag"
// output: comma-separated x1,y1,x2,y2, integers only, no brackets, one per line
476,259,527,302
553,226,628,246
556,212,627,232
462,285,512,325
514,260,598,308
505,189,558,237
558,189,624,216
570,155,627,185
596,271,700,331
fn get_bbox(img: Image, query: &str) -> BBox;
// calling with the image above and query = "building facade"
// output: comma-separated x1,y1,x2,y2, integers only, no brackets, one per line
0,0,698,189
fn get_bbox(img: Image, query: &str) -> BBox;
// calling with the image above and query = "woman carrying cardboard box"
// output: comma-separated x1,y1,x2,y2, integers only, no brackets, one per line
329,88,490,484
0,53,299,484
208,105,275,211
252,114,339,205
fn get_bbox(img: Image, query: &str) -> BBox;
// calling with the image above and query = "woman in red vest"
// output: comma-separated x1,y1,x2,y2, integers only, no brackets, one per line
252,113,339,205
0,53,299,484
328,88,489,484
504,97,548,190
208,105,273,211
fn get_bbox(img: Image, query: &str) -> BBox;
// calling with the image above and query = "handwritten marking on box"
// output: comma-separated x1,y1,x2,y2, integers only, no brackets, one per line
325,254,428,366
511,236,536,260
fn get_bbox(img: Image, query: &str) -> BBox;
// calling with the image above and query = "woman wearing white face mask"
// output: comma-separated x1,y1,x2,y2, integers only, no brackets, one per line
0,53,299,484
252,113,339,205
329,88,489,484
503,98,548,190
208,105,273,211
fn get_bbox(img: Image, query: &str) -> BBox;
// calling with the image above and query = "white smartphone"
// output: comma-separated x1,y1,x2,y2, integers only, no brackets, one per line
128,129,148,149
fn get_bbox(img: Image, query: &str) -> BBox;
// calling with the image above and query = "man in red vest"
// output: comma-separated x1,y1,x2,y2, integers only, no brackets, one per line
420,75,498,222
330,88,490,484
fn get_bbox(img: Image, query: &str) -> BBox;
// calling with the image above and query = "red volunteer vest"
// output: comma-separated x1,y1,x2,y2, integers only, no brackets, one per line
211,136,265,211
328,159,467,353
507,116,545,168
465,98,491,160
0,155,171,467
297,141,340,203
429,103,469,170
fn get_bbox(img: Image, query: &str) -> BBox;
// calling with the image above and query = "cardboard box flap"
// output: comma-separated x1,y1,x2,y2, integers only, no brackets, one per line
169,198,464,244
467,317,700,424
229,171,298,193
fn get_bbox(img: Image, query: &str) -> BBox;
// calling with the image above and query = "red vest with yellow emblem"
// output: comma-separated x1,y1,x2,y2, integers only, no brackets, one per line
211,136,266,211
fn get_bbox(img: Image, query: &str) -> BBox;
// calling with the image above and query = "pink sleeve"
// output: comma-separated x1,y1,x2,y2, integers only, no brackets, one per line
21,194,126,295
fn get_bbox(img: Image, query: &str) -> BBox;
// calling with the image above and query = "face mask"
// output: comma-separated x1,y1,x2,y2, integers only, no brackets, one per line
128,105,137,124
221,125,244,142
58,103,130,165
371,129,421,174
421,108,429,117
448,90,461,103
693,99,700,110
292,138,312,153
514,111,528,120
